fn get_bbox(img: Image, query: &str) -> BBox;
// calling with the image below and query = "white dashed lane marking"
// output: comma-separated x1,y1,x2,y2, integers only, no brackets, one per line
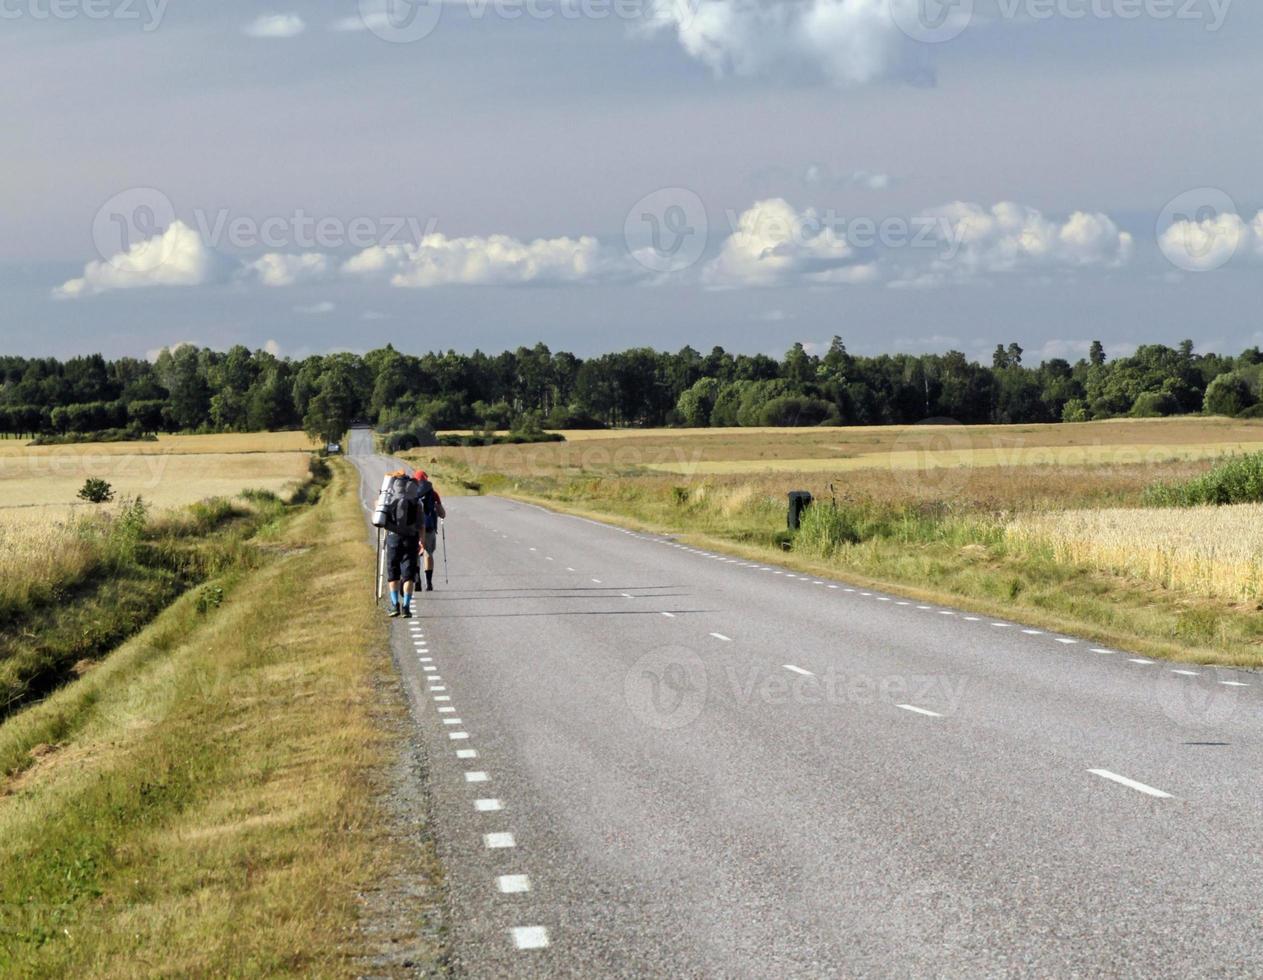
465,771,489,783
498,874,531,894
1088,769,1172,799
484,832,515,848
456,749,478,759
783,664,814,676
475,798,503,812
661,611,675,618
449,732,470,740
1171,670,1201,677
1221,681,1249,687
511,926,550,950
897,704,943,718
709,632,733,642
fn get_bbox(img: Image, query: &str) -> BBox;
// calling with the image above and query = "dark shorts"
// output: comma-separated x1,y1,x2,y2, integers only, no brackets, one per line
386,535,420,583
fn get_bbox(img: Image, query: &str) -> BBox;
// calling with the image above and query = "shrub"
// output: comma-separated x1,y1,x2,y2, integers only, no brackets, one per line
1130,390,1179,418
1144,451,1263,506
78,478,115,504
1203,372,1256,418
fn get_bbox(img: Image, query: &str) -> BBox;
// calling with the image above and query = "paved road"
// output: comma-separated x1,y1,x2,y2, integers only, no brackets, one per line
348,429,1263,978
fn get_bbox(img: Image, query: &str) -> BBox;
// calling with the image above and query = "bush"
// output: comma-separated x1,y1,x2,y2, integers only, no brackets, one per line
1130,391,1179,418
78,478,115,504
1203,372,1256,418
383,424,438,453
1144,451,1263,506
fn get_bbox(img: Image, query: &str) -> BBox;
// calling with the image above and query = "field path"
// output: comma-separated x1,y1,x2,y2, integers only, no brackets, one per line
348,428,1263,977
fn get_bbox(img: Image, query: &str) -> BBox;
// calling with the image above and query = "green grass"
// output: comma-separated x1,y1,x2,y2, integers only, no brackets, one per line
1144,450,1263,506
0,458,442,976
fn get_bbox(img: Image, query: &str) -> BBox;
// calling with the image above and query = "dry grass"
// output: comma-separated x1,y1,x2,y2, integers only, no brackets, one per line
1007,504,1263,602
428,417,1263,482
0,451,312,518
0,430,319,458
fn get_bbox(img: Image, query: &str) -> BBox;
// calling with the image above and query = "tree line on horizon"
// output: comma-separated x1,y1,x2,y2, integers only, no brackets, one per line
2,338,1262,443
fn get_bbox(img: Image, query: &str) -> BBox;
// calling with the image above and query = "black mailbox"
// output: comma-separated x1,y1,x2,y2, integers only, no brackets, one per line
787,490,813,530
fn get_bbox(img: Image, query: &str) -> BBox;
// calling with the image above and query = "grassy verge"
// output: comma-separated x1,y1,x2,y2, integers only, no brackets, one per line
0,462,331,719
429,458,1263,670
0,458,443,976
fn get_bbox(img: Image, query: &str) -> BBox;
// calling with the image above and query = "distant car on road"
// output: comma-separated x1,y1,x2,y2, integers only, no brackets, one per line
326,442,342,454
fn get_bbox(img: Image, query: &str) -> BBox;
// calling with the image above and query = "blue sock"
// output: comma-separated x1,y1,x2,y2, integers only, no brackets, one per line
402,592,411,607
389,588,398,607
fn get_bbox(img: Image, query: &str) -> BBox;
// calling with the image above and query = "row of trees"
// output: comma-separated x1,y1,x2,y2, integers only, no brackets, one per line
3,339,1262,442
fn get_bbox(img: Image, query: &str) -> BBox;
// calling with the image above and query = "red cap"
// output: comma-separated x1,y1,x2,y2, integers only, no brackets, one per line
414,469,427,481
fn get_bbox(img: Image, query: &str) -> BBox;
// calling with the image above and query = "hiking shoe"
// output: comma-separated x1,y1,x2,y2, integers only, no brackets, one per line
401,605,412,618
388,604,401,618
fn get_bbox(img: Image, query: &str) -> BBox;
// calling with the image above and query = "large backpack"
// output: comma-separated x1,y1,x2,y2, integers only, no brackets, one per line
384,474,422,536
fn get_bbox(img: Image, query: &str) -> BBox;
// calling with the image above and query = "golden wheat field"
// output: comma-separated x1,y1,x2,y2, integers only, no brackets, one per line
433,417,1263,478
0,447,313,524
1007,504,1263,601
0,431,318,458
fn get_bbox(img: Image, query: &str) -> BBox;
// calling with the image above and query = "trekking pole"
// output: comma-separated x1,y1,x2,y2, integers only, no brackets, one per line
441,519,449,584
375,527,385,601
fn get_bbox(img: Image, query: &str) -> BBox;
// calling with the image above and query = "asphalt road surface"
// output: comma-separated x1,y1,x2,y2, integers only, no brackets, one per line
348,428,1263,978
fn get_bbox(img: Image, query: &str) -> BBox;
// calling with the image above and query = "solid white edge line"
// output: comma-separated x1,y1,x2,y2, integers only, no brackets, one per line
1087,769,1172,799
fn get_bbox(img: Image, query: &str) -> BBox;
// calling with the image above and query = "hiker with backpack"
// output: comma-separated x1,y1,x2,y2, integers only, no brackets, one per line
413,470,446,592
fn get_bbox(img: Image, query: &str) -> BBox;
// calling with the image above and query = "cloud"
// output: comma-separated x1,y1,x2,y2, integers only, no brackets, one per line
145,340,198,363
803,164,891,190
250,252,331,287
645,0,931,86
294,301,335,315
264,339,283,356
1157,211,1254,273
893,202,1134,287
244,13,306,38
56,221,232,298
342,232,616,287
705,198,880,288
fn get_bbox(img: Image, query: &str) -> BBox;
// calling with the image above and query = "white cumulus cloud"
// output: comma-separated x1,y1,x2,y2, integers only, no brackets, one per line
645,0,929,86
250,252,331,287
895,202,1134,286
56,221,231,298
1157,211,1258,273
244,13,306,38
705,198,879,287
342,232,615,287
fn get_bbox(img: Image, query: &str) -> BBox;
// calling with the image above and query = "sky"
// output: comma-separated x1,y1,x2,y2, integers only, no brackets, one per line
2,0,1261,363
